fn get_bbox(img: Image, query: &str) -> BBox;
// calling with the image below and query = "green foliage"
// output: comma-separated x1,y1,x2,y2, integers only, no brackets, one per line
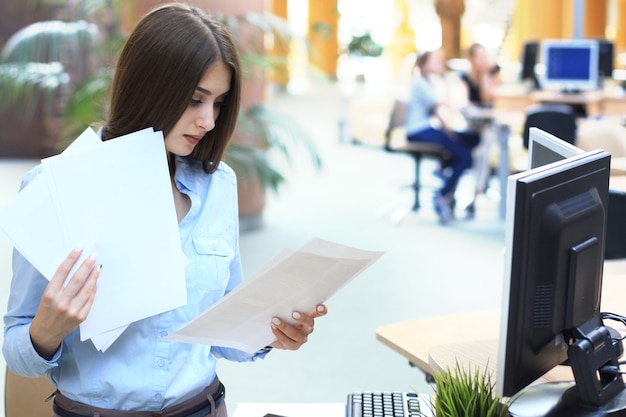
0,62,67,119
433,362,509,417
1,20,97,63
347,33,383,57
231,104,322,192
0,2,320,194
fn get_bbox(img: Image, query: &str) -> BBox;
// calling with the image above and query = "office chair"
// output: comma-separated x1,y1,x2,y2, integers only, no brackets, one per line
384,99,451,211
5,366,55,417
522,103,577,149
577,118,626,176
606,189,626,260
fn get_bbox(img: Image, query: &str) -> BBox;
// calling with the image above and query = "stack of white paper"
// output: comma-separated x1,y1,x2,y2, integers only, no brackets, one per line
0,127,187,351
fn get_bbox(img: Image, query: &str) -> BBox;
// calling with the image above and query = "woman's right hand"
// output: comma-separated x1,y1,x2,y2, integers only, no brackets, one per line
29,248,100,360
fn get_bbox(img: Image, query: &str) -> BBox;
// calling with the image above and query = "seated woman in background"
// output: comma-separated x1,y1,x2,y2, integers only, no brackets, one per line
460,43,501,107
460,43,502,218
405,49,480,224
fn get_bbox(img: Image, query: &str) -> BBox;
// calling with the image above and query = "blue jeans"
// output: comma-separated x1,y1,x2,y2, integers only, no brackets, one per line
407,127,479,197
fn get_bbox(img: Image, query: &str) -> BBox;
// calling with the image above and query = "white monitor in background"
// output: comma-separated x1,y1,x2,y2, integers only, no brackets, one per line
539,38,599,93
528,127,584,169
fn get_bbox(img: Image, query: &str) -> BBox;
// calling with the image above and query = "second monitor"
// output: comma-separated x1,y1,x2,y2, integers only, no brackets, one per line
498,130,626,415
539,38,599,93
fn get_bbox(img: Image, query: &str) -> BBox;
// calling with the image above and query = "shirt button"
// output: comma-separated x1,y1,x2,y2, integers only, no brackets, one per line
154,393,163,401
159,331,168,338
157,359,165,367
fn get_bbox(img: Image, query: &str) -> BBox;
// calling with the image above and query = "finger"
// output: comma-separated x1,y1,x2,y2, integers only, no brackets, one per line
290,311,314,333
310,304,327,319
75,279,99,322
273,316,310,343
63,253,98,294
48,248,83,290
70,260,101,313
270,320,303,351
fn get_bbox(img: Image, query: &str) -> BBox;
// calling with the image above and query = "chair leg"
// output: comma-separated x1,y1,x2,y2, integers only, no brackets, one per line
412,156,422,211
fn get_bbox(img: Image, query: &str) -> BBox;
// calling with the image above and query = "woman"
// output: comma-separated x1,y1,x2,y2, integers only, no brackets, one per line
460,43,501,107
405,49,479,224
3,4,326,417
460,43,502,218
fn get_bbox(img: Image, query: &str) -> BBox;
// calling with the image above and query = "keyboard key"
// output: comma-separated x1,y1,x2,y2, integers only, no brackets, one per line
346,391,432,417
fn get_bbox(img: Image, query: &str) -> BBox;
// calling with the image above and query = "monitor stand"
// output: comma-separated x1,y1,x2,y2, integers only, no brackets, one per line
510,325,626,416
559,88,583,95
508,381,626,417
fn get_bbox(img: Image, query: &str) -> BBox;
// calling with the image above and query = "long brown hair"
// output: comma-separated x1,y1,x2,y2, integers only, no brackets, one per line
103,3,241,174
414,50,433,71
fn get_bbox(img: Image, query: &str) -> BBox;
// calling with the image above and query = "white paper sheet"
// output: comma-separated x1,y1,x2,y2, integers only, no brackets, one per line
41,129,188,343
0,127,102,279
0,127,188,351
165,238,384,353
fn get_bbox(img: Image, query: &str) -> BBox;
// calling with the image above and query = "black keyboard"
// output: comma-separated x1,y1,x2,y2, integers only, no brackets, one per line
345,392,433,417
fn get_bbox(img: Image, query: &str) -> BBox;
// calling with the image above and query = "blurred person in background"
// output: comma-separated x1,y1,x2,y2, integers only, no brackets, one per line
405,49,479,224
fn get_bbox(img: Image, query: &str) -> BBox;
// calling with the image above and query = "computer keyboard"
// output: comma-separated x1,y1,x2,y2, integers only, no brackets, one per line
345,391,433,417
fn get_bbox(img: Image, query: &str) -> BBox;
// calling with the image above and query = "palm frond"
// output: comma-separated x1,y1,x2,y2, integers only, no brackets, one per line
1,20,97,64
223,143,284,192
0,62,68,119
0,19,99,121
63,68,113,140
240,104,322,170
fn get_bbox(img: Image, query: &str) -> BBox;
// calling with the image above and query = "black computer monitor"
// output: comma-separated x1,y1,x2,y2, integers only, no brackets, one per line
497,149,626,416
597,39,614,81
520,40,540,89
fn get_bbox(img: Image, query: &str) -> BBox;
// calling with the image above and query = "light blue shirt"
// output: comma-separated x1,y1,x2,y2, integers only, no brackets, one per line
405,74,439,136
3,156,269,411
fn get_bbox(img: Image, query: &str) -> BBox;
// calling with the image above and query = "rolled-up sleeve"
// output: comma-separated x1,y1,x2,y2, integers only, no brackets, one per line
3,250,60,377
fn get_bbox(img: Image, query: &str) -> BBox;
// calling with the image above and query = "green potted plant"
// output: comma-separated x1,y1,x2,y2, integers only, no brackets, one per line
432,361,509,417
347,32,383,58
0,1,320,230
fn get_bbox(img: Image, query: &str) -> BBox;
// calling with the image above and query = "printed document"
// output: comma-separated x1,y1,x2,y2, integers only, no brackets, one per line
165,238,384,353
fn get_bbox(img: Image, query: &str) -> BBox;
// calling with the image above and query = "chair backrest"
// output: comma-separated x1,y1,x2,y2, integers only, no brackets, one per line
522,103,577,149
606,189,626,260
5,367,55,417
384,99,408,149
577,118,626,157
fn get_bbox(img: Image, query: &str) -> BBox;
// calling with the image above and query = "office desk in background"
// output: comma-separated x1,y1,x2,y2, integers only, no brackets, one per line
487,87,626,219
494,87,626,117
375,260,626,384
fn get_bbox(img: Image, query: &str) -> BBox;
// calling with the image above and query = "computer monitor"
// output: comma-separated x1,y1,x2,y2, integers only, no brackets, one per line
540,38,599,93
520,40,540,90
497,148,626,416
527,127,583,169
597,39,615,81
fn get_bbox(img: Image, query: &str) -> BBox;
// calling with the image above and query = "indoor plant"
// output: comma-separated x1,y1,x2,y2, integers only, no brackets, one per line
432,361,509,417
0,0,320,229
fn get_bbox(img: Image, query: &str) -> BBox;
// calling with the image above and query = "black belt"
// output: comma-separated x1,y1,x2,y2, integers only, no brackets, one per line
52,382,225,417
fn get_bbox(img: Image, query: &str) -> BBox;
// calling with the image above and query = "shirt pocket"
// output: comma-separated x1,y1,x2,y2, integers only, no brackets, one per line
191,236,233,293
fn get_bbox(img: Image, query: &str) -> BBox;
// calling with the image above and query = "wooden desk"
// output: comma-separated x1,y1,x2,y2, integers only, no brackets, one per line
376,260,626,380
530,90,605,117
602,94,626,116
494,88,626,117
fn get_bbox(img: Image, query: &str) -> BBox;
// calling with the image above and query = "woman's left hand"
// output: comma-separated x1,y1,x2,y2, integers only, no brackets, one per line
268,304,327,350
